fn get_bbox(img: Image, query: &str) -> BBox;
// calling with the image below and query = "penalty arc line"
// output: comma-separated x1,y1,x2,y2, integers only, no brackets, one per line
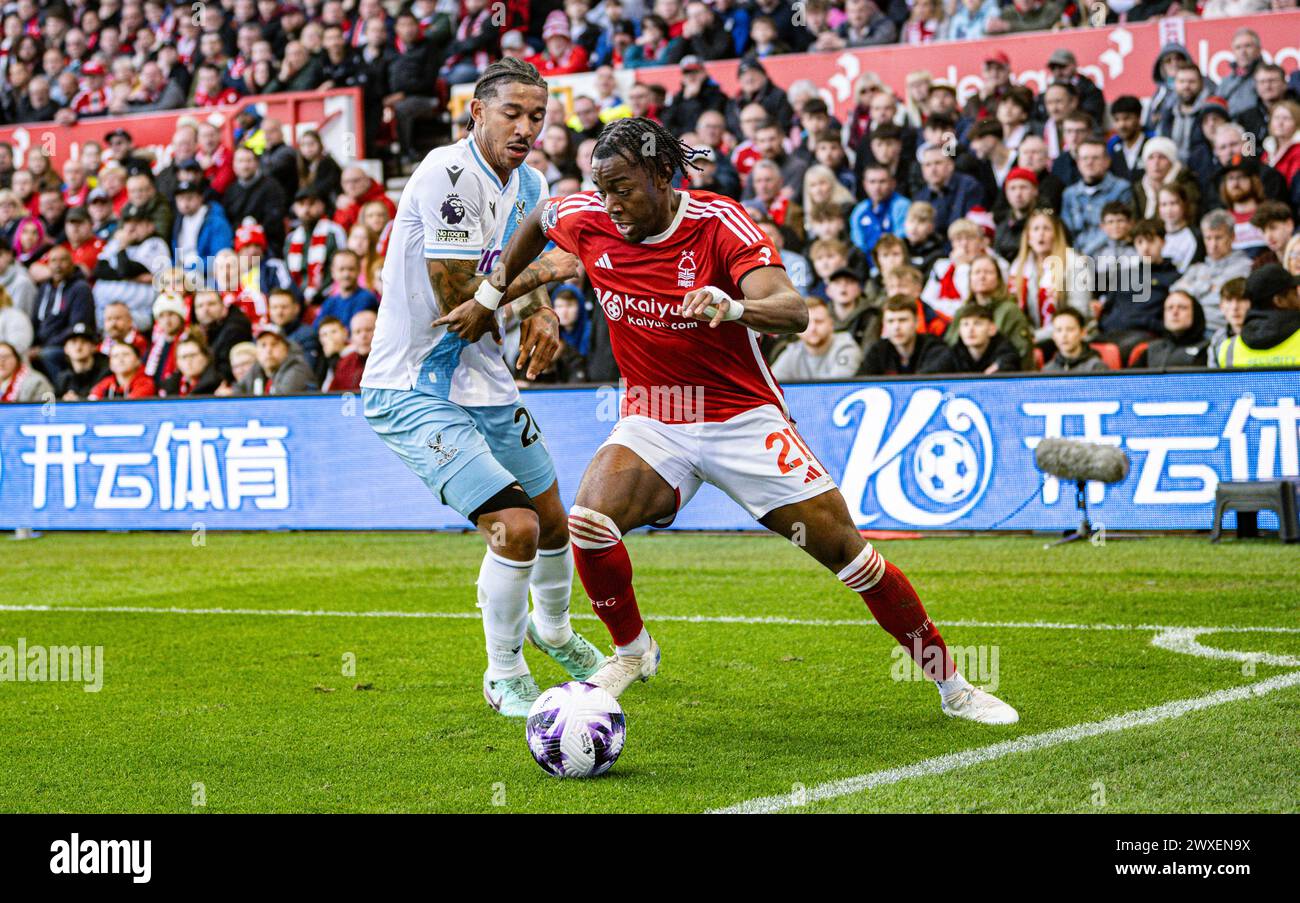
709,669,1300,814
0,604,1297,636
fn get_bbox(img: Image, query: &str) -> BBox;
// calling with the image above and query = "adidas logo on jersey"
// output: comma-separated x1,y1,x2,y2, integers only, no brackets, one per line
594,253,613,269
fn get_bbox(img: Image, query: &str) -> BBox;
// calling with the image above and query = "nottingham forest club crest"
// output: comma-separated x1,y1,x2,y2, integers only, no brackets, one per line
677,250,697,288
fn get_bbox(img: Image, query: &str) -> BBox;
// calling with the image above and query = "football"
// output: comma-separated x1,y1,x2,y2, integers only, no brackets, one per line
525,682,627,778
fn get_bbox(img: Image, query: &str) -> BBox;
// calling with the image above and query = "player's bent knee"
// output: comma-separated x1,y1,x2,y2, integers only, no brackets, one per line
469,484,537,525
568,505,622,551
472,485,540,558
532,496,570,549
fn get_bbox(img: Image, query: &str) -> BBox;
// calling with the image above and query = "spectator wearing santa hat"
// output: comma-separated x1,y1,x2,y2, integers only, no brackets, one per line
528,10,591,76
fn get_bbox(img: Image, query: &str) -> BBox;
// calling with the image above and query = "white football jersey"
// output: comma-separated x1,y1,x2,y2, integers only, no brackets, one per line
362,134,548,406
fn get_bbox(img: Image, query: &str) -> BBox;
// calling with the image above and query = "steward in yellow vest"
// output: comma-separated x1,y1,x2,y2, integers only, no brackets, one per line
1218,263,1300,368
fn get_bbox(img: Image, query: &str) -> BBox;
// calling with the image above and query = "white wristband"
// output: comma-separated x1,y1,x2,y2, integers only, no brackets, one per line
699,285,745,322
474,279,505,311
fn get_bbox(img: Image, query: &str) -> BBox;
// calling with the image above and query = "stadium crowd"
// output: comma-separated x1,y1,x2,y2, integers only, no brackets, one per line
1,1,1300,404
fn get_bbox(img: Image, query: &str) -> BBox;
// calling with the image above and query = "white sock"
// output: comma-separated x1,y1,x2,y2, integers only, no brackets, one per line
937,671,972,698
616,626,651,657
530,542,574,646
477,549,535,680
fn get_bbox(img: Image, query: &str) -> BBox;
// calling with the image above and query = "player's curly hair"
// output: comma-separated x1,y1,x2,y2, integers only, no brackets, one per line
592,118,704,184
472,57,548,115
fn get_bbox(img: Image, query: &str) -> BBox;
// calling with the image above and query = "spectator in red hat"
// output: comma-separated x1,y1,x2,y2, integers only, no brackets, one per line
528,10,590,76
71,59,110,117
963,51,1013,123
994,167,1039,260
231,222,297,323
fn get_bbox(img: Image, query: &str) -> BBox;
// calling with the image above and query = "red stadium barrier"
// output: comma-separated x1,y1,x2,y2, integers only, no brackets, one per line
0,87,365,173
634,11,1300,118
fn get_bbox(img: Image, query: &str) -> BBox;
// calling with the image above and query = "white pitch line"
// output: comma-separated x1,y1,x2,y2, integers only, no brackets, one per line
709,669,1300,814
1152,627,1300,668
0,603,1298,635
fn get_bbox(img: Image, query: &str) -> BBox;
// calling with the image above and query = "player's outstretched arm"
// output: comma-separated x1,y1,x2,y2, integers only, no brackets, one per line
433,207,576,344
487,204,551,297
680,266,808,334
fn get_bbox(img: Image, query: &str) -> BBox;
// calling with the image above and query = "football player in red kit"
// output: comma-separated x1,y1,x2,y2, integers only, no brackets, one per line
441,118,1018,724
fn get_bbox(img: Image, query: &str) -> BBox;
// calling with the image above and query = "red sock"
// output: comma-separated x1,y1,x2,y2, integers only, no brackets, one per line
569,506,644,647
839,546,953,681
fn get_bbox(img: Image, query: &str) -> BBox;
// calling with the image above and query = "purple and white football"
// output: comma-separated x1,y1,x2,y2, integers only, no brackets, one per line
525,681,626,778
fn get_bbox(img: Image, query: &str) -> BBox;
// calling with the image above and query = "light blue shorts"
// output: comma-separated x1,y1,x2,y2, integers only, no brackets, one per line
362,387,557,520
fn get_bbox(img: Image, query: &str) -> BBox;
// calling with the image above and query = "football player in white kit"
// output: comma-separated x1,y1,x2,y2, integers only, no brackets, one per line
361,59,602,716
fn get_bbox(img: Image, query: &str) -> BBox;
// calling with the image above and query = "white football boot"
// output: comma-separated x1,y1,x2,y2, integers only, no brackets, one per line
586,636,661,698
941,686,1020,725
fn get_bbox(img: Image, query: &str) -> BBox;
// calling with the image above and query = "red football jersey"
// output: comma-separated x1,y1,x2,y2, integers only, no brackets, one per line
541,189,788,424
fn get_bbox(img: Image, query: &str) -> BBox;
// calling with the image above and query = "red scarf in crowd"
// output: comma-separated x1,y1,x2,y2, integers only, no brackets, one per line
145,330,181,380
0,363,32,402
287,219,339,300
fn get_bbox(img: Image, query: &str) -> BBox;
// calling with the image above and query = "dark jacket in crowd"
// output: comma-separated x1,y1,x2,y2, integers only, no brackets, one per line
1098,258,1180,335
204,307,254,384
1042,346,1110,372
1237,308,1300,355
55,353,110,398
33,271,95,348
994,211,1029,262
923,334,1022,374
387,39,437,96
263,140,301,201
662,79,729,136
859,333,946,375
1134,298,1210,368
914,171,984,234
725,79,795,136
159,364,223,397
223,173,289,252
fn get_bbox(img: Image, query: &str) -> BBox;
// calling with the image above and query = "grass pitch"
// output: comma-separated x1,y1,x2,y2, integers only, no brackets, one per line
0,532,1296,814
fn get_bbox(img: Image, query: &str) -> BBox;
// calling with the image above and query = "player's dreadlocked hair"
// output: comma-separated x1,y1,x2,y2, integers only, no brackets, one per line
470,58,548,130
591,118,704,183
